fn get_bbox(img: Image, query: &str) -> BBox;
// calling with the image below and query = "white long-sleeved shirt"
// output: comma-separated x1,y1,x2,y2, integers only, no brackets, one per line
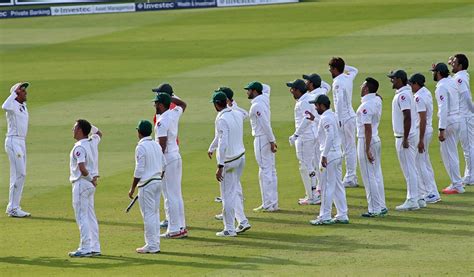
307,80,331,136
356,93,382,138
2,84,29,138
452,70,474,116
209,100,248,152
294,92,317,139
435,77,460,129
155,106,183,159
413,87,434,130
331,65,358,122
249,94,276,142
391,85,417,137
134,136,166,186
317,109,341,158
215,108,246,165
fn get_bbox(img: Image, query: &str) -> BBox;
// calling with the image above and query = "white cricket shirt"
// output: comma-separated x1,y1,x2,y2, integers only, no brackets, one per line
391,85,417,137
356,93,382,138
435,77,460,129
331,65,358,122
2,85,28,138
413,86,434,130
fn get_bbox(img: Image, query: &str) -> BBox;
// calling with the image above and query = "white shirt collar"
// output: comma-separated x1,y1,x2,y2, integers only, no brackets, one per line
138,136,152,144
361,93,376,103
395,85,411,94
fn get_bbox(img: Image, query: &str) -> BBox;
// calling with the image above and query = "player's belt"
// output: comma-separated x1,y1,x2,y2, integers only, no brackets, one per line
225,152,245,164
137,177,162,188
395,136,402,138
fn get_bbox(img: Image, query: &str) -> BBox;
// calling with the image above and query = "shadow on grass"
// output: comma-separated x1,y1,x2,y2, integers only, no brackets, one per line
188,227,407,253
0,254,256,270
27,216,143,228
331,220,472,237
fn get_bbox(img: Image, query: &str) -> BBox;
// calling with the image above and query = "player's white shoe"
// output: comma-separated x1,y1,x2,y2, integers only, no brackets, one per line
395,199,420,211
68,250,92,258
298,196,320,205
418,198,427,208
8,209,31,218
343,179,358,188
425,194,441,203
214,213,223,220
216,230,237,237
236,222,251,234
136,246,160,254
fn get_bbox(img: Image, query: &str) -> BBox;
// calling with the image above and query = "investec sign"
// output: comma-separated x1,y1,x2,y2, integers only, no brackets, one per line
217,0,297,7
51,3,135,16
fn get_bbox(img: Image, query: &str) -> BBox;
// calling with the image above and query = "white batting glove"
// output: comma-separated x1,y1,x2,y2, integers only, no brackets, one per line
289,134,298,146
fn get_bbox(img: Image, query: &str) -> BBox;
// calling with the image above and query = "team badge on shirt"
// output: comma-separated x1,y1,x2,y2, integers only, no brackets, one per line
362,109,367,114
415,97,419,102
325,125,330,129
400,95,406,101
440,95,444,101
256,111,261,116
458,79,462,84
75,151,81,157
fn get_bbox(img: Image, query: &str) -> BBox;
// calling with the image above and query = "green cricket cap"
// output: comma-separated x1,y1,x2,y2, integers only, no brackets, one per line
210,91,227,103
244,81,263,92
152,92,172,106
136,120,153,136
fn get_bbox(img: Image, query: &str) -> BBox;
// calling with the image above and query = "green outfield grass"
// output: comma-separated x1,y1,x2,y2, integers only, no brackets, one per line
0,0,473,275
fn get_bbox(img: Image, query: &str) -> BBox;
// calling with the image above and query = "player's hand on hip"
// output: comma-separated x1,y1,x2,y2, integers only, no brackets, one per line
417,141,425,153
321,156,328,168
128,187,135,199
270,142,277,153
402,138,409,149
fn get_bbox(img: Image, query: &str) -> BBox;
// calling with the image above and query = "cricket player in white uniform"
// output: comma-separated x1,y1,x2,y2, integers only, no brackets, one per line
328,57,358,187
209,87,249,223
211,91,250,237
408,73,441,203
245,81,279,212
2,82,31,218
68,119,101,257
431,63,464,194
388,70,423,211
128,120,166,254
306,94,348,225
356,77,387,217
153,93,188,238
287,79,319,205
303,73,331,202
449,54,474,186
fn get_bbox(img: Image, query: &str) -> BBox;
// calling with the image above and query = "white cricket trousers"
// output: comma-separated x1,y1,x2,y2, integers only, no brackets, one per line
415,129,439,198
339,117,358,183
295,137,317,199
220,155,247,232
459,116,474,184
313,138,321,192
163,154,186,233
72,179,100,253
395,135,419,200
5,136,26,213
254,136,278,209
318,152,348,221
138,180,162,252
440,122,463,188
357,136,386,213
